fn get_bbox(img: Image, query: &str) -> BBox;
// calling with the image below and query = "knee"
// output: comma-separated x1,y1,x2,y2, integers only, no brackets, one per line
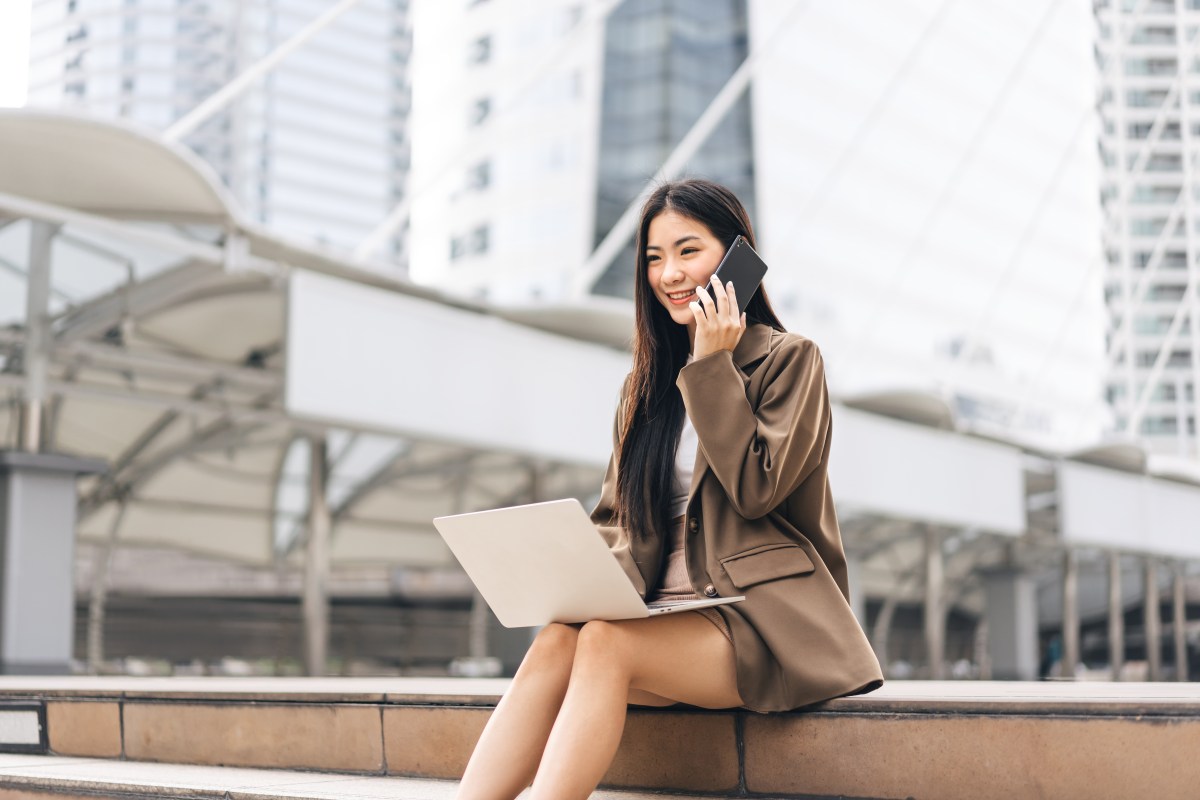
575,619,625,659
521,622,579,673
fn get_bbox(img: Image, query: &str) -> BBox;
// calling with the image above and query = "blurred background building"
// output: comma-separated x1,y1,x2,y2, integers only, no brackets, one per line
1095,0,1200,458
0,0,1196,683
27,0,411,261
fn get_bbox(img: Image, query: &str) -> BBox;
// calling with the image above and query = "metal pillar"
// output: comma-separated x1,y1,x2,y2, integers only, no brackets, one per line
1108,550,1125,681
448,459,502,678
302,435,330,677
1173,560,1189,682
1144,556,1162,681
19,221,56,453
1062,548,1080,680
86,500,129,674
924,526,945,680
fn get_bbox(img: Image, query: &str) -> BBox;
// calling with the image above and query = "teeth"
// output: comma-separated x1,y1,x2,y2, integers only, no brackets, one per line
668,290,694,299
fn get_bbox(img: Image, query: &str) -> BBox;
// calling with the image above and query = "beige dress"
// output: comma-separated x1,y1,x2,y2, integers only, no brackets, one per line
644,514,733,645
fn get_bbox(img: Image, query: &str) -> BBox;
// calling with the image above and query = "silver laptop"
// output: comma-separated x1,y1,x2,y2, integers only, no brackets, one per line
432,498,744,628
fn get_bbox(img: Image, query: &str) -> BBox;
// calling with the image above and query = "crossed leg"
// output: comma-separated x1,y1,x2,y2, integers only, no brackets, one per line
454,612,740,800
527,612,742,799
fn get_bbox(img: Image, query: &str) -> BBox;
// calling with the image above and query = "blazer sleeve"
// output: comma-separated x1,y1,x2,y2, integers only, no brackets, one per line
588,379,647,596
676,336,830,520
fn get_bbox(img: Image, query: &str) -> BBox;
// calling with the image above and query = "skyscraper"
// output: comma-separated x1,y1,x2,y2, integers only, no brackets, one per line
1095,0,1200,456
26,0,412,263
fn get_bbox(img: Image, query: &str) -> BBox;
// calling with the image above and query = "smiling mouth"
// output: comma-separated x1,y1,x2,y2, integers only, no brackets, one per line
665,289,696,304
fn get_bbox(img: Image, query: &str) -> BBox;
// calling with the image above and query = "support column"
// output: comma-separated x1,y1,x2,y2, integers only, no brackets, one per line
980,566,1038,681
302,435,330,677
449,457,502,678
465,468,486,664
19,221,56,453
924,526,945,680
1144,556,1162,681
1109,550,1125,681
0,452,105,673
1062,548,1080,680
86,500,129,674
1173,560,1189,682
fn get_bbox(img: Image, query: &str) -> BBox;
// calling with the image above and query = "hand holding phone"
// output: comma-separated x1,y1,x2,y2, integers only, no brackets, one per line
699,235,768,316
690,236,769,360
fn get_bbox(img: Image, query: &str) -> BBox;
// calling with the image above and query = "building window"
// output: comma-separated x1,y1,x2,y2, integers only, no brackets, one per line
1127,121,1180,140
1134,314,1173,334
450,223,491,261
1128,88,1168,107
468,35,491,64
466,160,491,190
1129,25,1174,45
1135,348,1192,367
1145,153,1182,171
1129,217,1168,235
469,224,490,254
1130,186,1179,204
1139,416,1178,435
1124,57,1176,76
469,97,491,126
1147,284,1187,302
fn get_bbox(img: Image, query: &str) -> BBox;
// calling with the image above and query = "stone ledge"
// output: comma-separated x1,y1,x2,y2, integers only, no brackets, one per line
2,679,1198,799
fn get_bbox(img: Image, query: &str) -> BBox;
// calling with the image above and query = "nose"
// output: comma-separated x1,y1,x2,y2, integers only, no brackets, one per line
661,256,686,285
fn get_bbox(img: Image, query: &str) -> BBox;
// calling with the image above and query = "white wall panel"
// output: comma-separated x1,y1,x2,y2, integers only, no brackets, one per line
829,405,1025,535
1146,480,1200,557
286,270,630,466
1059,460,1200,557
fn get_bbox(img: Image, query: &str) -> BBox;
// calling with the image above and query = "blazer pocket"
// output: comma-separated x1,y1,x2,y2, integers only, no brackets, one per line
719,542,816,589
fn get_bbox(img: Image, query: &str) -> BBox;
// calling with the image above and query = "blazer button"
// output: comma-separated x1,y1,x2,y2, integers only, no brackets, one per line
703,583,717,597
688,517,699,533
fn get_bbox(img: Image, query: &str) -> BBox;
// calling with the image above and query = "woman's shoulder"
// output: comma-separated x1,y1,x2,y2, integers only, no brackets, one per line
760,326,822,361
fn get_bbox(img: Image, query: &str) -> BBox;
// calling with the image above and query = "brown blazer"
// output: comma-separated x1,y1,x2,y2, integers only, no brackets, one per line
591,322,884,713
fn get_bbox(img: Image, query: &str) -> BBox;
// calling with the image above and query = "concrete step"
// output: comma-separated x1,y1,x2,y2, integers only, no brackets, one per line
0,754,745,799
1,677,1198,799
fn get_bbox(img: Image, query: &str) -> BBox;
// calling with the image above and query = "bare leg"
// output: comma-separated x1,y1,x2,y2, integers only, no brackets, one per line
455,623,581,800
527,612,741,799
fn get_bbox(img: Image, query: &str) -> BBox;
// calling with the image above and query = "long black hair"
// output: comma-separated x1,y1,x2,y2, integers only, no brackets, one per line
614,178,786,544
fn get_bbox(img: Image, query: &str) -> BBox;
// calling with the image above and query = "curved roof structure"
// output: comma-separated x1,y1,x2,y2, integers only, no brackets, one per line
0,109,237,223
840,389,957,430
1066,440,1147,474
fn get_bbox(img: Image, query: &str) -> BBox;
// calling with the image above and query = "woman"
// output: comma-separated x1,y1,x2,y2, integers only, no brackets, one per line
455,178,883,799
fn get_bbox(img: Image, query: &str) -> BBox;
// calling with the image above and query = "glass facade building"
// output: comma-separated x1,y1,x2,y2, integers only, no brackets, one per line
591,0,755,299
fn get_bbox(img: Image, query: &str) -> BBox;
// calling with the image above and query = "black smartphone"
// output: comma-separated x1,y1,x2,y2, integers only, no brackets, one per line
704,235,768,315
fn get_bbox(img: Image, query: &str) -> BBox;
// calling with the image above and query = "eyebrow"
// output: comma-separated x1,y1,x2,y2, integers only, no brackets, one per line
645,235,701,251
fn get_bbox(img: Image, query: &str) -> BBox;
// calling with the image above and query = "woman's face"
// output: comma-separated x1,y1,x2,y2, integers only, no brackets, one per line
644,210,725,331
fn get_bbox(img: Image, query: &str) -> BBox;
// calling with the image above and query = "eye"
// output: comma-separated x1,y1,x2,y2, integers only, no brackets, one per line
681,247,698,255
646,254,660,263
